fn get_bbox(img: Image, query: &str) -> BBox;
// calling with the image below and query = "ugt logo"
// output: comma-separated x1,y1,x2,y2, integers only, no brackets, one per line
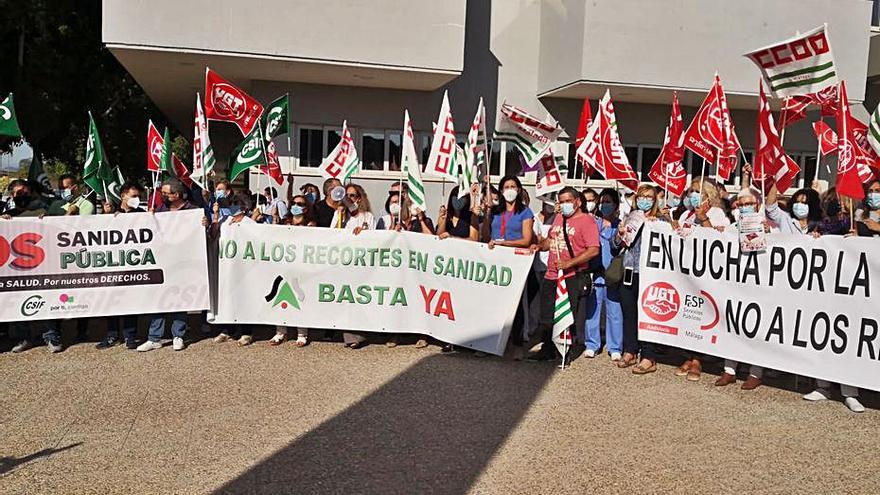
641,282,680,323
265,275,304,310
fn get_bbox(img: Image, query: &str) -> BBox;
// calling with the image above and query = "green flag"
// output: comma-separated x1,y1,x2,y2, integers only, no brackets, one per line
262,94,290,139
159,127,172,173
229,122,268,181
28,149,54,195
83,113,106,197
0,93,22,138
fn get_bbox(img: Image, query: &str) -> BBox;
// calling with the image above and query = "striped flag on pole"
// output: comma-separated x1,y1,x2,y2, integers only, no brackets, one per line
744,24,837,99
318,121,360,182
552,270,574,360
868,104,880,158
494,102,562,170
401,110,426,211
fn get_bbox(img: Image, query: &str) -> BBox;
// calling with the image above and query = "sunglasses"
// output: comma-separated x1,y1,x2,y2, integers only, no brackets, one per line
347,193,360,199
293,202,307,207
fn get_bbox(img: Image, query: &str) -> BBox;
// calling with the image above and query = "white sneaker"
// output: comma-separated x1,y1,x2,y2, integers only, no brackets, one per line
213,333,230,343
803,389,830,401
610,352,622,362
236,335,252,346
172,337,185,351
137,340,162,352
584,349,596,358
844,397,865,413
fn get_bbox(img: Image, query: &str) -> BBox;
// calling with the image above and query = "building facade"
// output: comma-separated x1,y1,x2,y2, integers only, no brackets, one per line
103,0,879,211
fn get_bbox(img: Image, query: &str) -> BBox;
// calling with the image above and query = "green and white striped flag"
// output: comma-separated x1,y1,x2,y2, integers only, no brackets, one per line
401,110,426,211
868,104,880,158
465,97,488,182
552,270,574,359
744,24,837,98
455,144,473,199
190,93,215,189
494,102,562,170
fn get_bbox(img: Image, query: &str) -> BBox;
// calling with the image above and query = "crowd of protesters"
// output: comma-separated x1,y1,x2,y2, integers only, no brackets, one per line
2,165,878,414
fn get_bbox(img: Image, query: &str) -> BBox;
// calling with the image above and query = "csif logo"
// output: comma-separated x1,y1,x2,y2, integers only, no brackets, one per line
20,295,46,317
265,106,283,137
265,275,304,310
641,282,680,323
237,133,263,163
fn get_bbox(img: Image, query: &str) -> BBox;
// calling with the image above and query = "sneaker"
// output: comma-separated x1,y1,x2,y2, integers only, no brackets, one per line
584,349,597,358
137,340,162,352
610,352,622,362
803,389,830,401
236,335,252,346
844,397,866,413
213,333,230,343
125,339,138,350
172,337,185,351
95,338,119,349
11,340,33,353
46,340,64,353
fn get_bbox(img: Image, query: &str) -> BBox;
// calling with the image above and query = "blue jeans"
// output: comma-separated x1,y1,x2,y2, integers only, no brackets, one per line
147,313,186,342
10,320,61,344
106,316,137,342
584,281,623,354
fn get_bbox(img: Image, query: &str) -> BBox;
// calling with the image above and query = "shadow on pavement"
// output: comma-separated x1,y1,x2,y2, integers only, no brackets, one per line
0,442,82,476
213,353,556,494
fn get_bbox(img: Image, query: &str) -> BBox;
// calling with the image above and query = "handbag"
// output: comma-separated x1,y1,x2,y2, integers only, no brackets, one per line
605,224,643,289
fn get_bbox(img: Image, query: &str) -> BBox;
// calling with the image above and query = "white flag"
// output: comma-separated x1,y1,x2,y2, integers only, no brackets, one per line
319,121,360,181
402,110,426,211
535,148,566,198
744,24,838,98
494,102,563,170
190,93,215,189
424,91,458,181
552,271,574,358
465,97,489,182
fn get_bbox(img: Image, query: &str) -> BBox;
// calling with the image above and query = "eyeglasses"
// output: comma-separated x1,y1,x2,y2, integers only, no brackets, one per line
347,193,360,199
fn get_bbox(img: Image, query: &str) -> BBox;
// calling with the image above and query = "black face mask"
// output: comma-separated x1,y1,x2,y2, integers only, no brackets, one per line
13,194,31,206
825,201,841,217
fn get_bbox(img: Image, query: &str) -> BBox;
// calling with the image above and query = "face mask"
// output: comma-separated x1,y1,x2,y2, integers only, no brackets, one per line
290,205,304,216
491,199,499,207
739,205,756,215
584,201,596,212
451,196,467,212
305,192,317,204
560,202,575,217
14,194,31,206
599,203,614,217
792,203,809,219
668,196,681,208
502,189,518,203
870,210,880,222
331,186,346,202
867,192,880,210
825,200,841,217
636,198,654,212
61,189,72,201
389,203,401,216
214,189,227,200
162,196,173,207
126,197,141,209
227,206,241,216
687,191,702,209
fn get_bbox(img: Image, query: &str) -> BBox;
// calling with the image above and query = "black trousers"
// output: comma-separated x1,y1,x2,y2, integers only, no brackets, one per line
511,269,542,346
537,271,589,357
620,272,658,360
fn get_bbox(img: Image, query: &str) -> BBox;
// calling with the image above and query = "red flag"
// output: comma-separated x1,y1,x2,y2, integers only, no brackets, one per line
778,96,809,128
146,120,164,173
812,121,838,155
816,85,839,117
204,67,264,136
683,74,726,163
753,80,788,194
575,98,593,176
836,81,867,201
717,126,741,181
648,93,686,196
775,154,801,193
597,92,639,191
171,154,195,189
260,141,284,185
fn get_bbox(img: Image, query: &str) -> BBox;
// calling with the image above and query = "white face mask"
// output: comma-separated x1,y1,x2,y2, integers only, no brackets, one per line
585,201,596,212
389,203,401,216
502,189,518,203
126,197,141,209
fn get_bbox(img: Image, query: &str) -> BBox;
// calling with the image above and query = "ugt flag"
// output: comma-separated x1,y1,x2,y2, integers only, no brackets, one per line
744,25,837,99
204,67,264,136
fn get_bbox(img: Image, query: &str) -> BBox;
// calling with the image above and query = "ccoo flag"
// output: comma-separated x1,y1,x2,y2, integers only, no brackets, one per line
552,270,574,360
318,121,360,182
402,110,426,211
744,25,838,99
424,91,458,181
190,93,216,189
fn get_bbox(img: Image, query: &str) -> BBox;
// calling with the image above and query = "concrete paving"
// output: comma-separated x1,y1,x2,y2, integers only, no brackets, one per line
0,331,877,494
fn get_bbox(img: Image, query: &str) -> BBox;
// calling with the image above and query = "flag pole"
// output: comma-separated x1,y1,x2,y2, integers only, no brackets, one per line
699,157,706,195
814,121,823,187
779,97,790,148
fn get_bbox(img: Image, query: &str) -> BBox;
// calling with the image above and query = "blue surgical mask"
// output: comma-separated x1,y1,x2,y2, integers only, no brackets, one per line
214,189,227,200
687,191,702,209
636,198,654,212
290,205,304,216
739,205,756,215
305,192,317,204
560,202,576,217
599,203,615,217
60,189,72,201
792,203,809,219
668,196,681,208
867,192,880,210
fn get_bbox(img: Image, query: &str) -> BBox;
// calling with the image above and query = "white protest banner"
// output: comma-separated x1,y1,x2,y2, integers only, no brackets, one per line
637,222,880,392
0,210,209,322
213,224,533,355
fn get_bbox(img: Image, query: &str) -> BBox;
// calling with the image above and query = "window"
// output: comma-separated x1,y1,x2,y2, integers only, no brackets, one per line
325,127,342,154
297,127,322,168
387,131,402,172
640,146,662,181
420,134,432,165
504,144,523,177
489,141,502,176
624,146,638,174
361,129,385,171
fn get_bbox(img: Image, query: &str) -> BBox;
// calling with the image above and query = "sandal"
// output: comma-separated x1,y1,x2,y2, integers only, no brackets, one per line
268,334,287,346
674,359,693,377
294,337,308,347
617,353,638,368
686,359,702,382
632,361,657,375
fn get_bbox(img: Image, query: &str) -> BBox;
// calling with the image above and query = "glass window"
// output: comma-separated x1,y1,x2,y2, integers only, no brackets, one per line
624,146,638,173
387,131,402,172
489,140,502,176
361,129,385,171
297,127,322,168
325,127,342,155
504,144,523,177
640,146,662,181
420,134,432,165
566,143,581,180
